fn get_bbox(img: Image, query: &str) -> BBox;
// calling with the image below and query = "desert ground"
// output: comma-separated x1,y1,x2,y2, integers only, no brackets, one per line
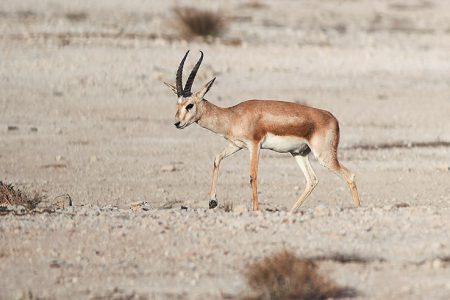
1,0,450,299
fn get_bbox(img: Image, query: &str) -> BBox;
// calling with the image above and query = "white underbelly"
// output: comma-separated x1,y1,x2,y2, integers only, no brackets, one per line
261,133,309,153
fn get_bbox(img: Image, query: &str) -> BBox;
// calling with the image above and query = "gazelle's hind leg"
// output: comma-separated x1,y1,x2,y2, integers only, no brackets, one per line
337,164,361,207
291,154,318,211
310,129,361,207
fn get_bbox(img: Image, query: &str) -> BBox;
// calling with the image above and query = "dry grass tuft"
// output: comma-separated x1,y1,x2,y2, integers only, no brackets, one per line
221,201,234,212
242,250,353,300
173,7,226,39
0,181,43,210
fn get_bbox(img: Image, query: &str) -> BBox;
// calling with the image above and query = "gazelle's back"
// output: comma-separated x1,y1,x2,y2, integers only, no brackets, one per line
229,100,338,140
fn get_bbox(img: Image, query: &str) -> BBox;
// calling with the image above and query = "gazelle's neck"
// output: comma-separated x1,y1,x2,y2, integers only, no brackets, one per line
197,100,232,136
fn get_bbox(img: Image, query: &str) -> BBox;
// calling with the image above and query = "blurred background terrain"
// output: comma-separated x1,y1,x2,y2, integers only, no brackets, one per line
1,0,450,299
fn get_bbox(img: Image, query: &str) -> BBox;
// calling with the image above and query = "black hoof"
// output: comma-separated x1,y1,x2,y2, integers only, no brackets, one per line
209,199,218,209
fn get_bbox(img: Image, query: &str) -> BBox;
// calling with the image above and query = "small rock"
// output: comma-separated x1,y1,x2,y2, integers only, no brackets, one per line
10,205,26,214
383,205,393,211
7,125,18,131
400,285,412,293
314,204,330,217
30,127,38,132
233,204,247,213
53,90,63,97
160,165,176,172
130,201,143,207
432,259,443,269
437,164,450,171
56,155,63,162
430,242,444,251
49,260,61,268
130,201,151,212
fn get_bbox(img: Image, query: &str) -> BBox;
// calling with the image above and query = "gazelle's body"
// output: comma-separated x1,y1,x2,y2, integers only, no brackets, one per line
199,99,335,155
165,51,361,211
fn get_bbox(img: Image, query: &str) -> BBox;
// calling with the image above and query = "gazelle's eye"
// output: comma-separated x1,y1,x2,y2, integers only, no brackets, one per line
186,103,194,111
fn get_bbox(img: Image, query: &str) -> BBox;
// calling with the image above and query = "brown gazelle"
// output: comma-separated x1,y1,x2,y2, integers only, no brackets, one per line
165,51,361,211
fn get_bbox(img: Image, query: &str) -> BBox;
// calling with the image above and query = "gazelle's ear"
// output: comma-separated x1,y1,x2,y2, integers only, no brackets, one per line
194,77,216,101
163,82,178,95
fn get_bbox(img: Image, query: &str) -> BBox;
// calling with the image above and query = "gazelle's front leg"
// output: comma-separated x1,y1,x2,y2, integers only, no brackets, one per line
249,142,261,211
208,143,242,209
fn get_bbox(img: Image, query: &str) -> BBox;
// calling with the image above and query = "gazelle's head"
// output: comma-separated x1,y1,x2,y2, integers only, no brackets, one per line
165,51,216,129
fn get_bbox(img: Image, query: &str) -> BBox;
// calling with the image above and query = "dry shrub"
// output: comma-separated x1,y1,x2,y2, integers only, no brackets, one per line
173,7,226,39
240,1,268,9
221,201,234,212
64,11,88,22
243,251,352,300
0,181,43,210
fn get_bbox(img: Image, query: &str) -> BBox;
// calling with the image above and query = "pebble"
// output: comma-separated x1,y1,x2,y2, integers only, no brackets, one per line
314,204,330,217
7,205,26,214
436,164,449,171
430,242,444,251
432,259,443,269
233,204,247,213
383,205,393,211
160,165,176,172
7,125,18,131
400,285,412,294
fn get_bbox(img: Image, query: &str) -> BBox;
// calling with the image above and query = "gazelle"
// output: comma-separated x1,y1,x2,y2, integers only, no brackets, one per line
165,51,361,211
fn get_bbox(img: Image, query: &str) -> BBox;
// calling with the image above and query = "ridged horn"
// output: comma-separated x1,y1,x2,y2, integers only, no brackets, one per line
176,50,190,97
183,51,204,96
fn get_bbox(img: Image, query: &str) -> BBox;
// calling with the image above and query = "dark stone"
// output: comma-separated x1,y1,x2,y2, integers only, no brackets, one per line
209,199,218,209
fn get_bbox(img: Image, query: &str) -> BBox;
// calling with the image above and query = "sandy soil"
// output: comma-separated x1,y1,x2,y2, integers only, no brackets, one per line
1,0,450,299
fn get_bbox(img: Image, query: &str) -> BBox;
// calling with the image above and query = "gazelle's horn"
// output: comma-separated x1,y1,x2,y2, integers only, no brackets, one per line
183,51,203,96
176,50,190,97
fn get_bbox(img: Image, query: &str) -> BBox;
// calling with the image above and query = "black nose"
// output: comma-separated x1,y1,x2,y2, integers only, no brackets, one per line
174,121,181,128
